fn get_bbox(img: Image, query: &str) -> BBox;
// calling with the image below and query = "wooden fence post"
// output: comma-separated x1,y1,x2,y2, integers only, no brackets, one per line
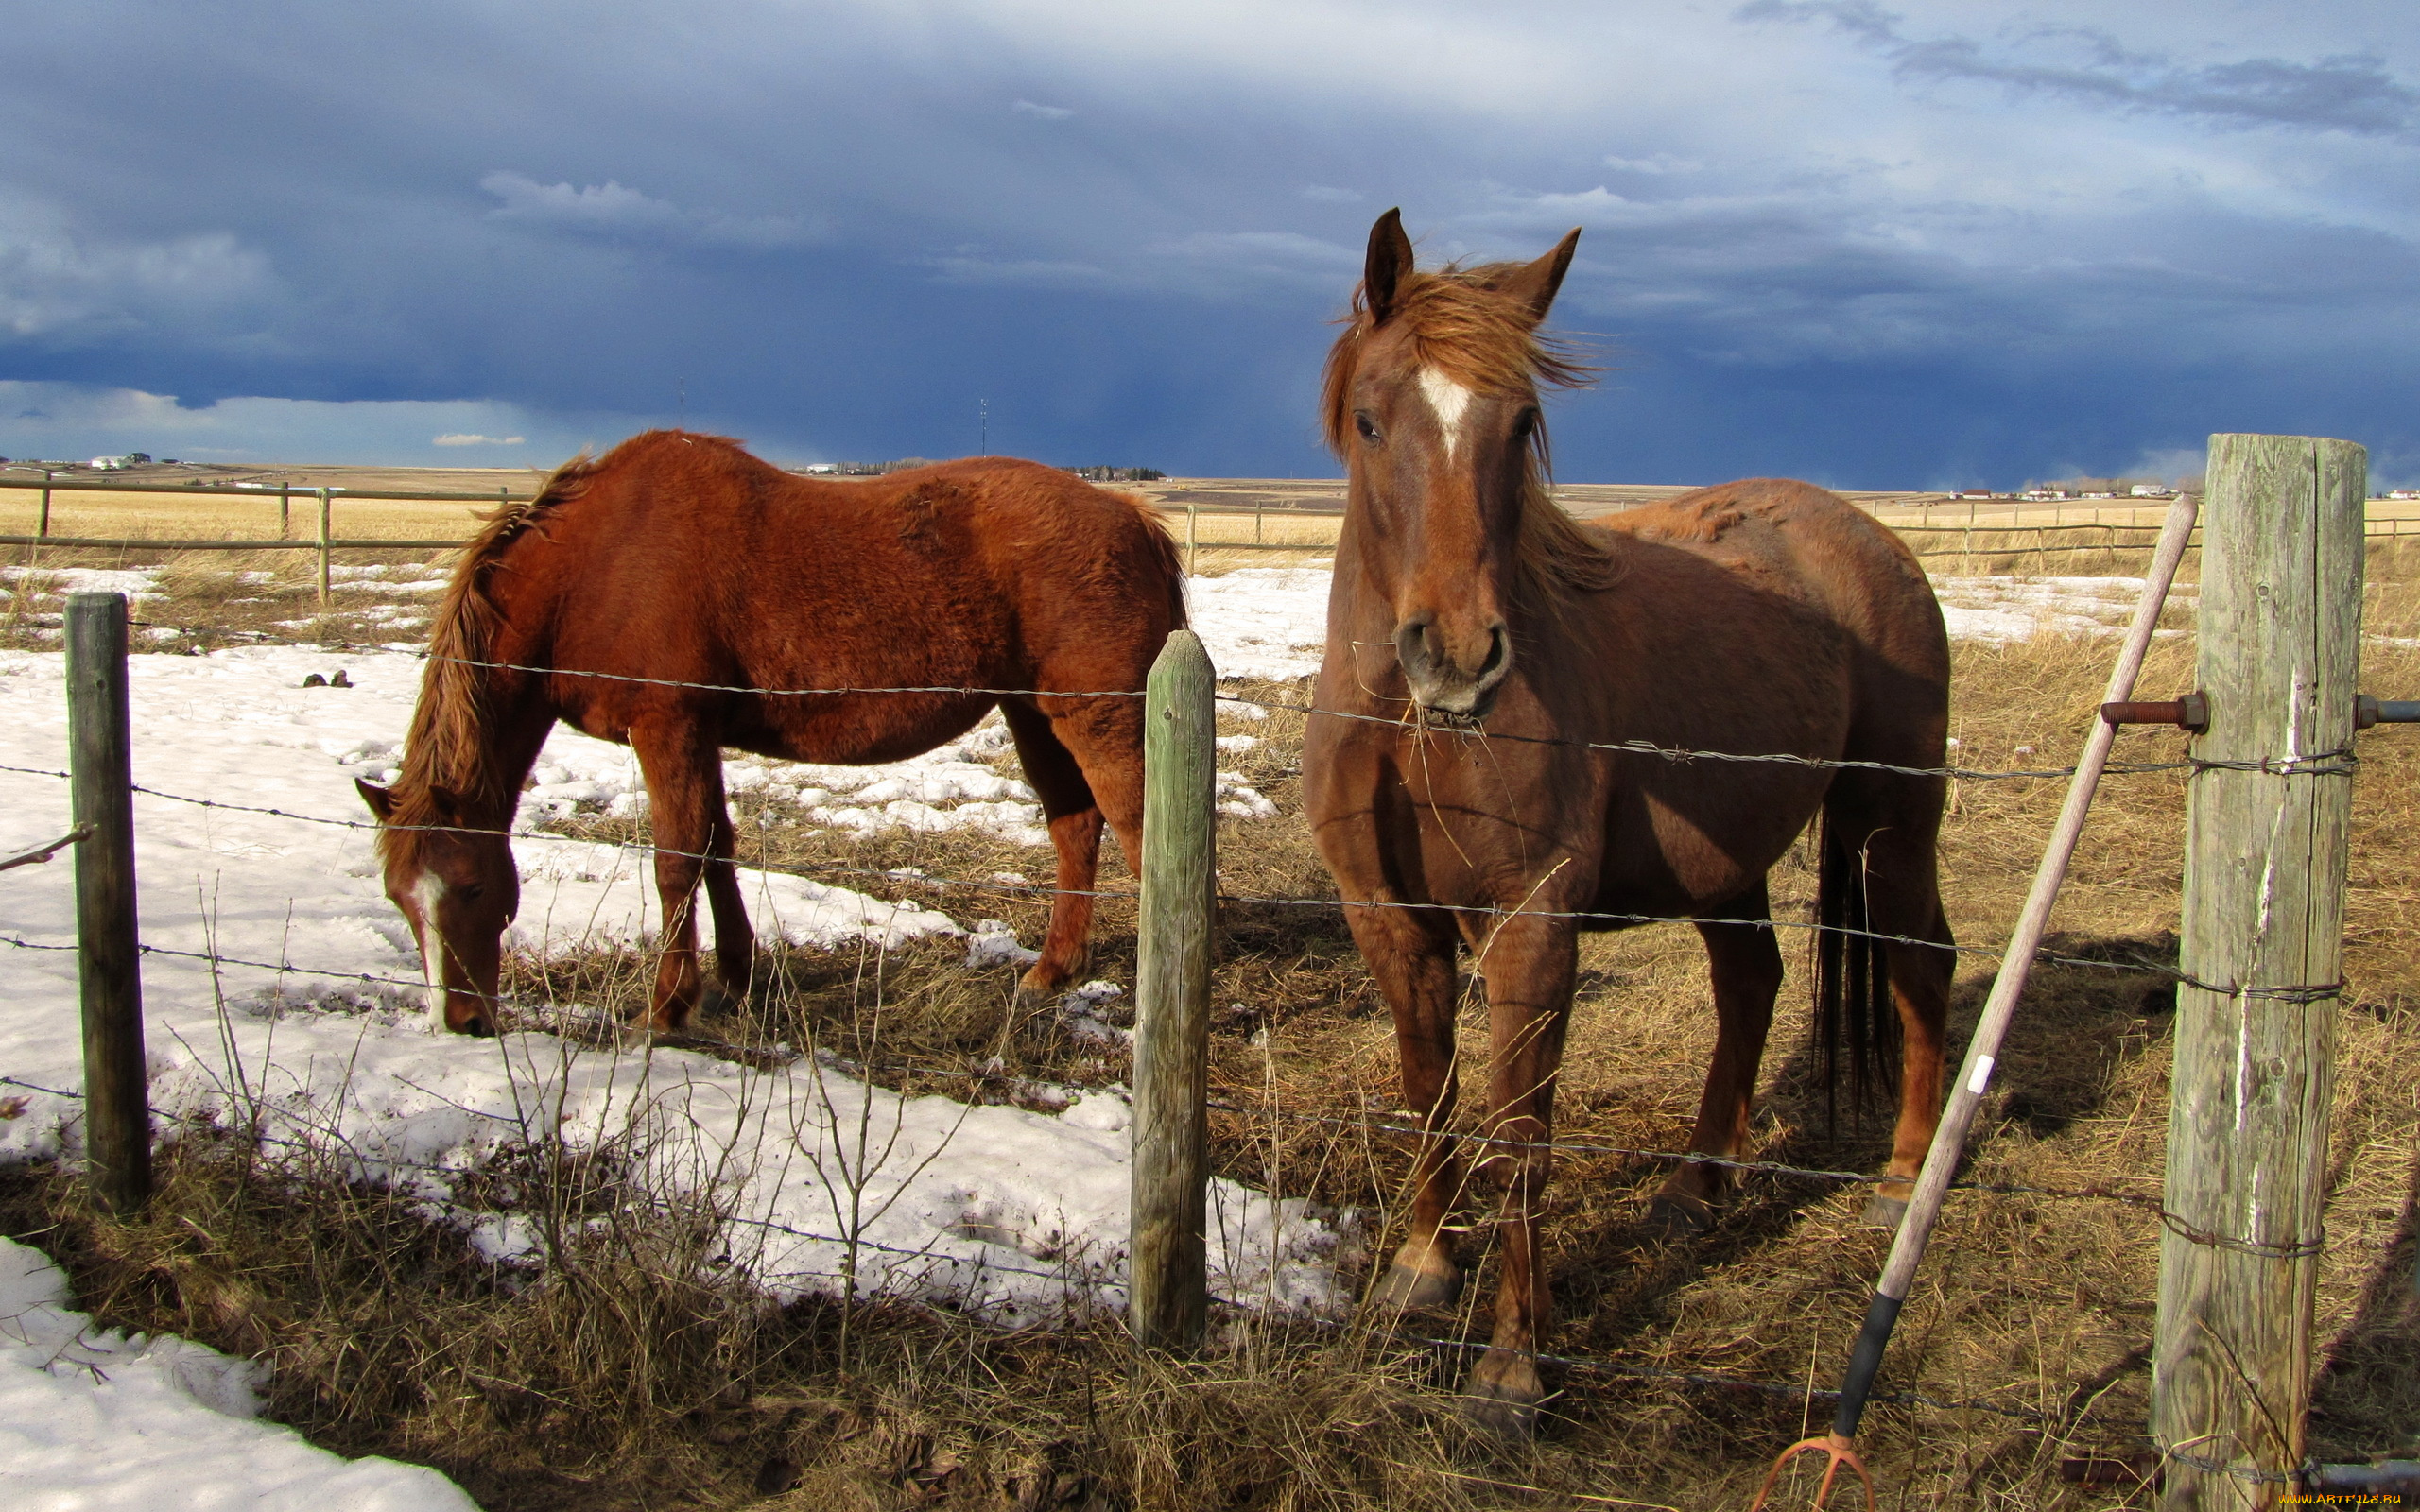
65,592,151,1217
1131,627,1215,1350
2153,434,2365,1508
38,470,54,538
316,488,332,608
278,482,291,539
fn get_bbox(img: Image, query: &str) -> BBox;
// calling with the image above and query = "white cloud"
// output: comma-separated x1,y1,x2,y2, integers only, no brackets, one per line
1602,153,1703,174
0,382,590,466
478,171,825,250
1300,185,1364,202
924,253,1109,287
1011,99,1076,119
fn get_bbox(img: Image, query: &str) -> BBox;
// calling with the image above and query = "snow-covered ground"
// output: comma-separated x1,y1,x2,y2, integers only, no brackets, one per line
0,560,2177,1504
0,1237,476,1511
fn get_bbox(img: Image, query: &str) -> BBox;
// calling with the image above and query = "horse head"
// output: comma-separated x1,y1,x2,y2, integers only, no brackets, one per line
1322,209,1587,725
356,776,518,1035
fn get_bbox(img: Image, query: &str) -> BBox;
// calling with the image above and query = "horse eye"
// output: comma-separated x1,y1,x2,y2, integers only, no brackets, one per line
1354,411,1382,444
1512,408,1539,439
461,884,485,901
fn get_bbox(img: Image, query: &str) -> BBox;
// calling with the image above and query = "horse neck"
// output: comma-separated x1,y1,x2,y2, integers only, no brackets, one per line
398,660,556,834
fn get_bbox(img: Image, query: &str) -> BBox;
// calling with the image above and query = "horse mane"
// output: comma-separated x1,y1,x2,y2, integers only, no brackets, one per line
379,443,617,863
1320,262,1616,597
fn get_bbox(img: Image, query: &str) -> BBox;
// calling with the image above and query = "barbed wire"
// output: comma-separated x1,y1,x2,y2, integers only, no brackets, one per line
406,653,2149,783
3,633,2324,787
5,752,2252,1002
0,766,2209,985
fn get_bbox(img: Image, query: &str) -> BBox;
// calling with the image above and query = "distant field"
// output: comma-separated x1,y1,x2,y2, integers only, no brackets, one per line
8,464,2414,556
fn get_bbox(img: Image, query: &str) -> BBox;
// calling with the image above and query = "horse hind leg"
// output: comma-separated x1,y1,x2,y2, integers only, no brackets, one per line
1651,880,1784,1238
1863,890,1952,1227
999,702,1103,1002
1823,781,1954,1228
700,797,756,1009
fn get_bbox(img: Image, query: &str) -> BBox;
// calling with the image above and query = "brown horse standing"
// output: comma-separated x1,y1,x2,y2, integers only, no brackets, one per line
1304,212,1955,1432
358,431,1184,1035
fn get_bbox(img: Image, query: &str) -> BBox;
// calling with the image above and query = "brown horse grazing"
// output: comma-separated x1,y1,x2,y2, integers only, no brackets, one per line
357,430,1184,1035
1304,212,1955,1433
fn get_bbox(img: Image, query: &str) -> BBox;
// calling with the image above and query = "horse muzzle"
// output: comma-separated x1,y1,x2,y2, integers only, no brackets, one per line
1393,612,1512,724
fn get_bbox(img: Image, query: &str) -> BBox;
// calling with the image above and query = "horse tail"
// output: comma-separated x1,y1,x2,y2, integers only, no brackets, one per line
1814,810,1898,1131
1128,493,1189,630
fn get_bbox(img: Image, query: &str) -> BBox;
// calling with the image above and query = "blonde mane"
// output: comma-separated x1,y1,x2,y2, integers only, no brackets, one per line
376,451,597,862
1320,261,1616,596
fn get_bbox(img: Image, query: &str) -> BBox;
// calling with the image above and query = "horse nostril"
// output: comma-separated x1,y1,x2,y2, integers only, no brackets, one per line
1477,624,1509,680
1393,614,1438,676
464,1015,493,1038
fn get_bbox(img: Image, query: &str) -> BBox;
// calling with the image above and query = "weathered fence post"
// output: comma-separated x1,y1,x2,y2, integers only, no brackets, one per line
65,592,151,1217
278,482,291,539
2153,434,2365,1508
1130,627,1215,1350
316,487,333,608
1184,498,1200,577
38,469,54,538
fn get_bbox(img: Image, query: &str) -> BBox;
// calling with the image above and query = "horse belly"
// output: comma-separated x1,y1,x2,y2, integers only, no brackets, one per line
1593,770,1826,920
739,691,997,766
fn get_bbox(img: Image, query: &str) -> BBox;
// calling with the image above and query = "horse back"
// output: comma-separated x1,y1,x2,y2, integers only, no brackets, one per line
1594,478,1949,739
473,434,1182,757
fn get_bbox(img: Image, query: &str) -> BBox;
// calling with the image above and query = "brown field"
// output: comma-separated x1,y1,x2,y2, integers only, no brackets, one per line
3,481,2417,1510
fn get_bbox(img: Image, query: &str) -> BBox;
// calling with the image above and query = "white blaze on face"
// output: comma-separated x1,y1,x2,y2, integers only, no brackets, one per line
409,870,448,1026
1417,367,1474,461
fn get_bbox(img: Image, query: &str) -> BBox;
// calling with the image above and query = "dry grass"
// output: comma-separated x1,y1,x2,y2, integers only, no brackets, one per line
5,540,2418,1509
3,542,458,651
0,487,499,542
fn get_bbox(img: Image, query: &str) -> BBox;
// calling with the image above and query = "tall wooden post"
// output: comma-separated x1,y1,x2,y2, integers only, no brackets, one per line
316,487,333,608
278,483,291,539
1130,627,1215,1350
65,592,151,1217
38,469,54,538
2153,435,2364,1507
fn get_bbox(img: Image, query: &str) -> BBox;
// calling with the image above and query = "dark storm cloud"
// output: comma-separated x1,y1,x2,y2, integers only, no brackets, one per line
0,1,2414,488
1739,1,2420,136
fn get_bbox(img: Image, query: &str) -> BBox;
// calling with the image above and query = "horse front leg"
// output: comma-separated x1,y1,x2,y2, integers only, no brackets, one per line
1346,900,1466,1312
1461,911,1576,1436
1652,880,1784,1235
632,728,719,1032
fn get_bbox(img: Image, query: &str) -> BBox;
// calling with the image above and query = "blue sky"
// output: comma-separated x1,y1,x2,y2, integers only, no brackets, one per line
2,1,2414,488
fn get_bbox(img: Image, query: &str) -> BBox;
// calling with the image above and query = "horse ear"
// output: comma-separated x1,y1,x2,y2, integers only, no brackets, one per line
355,777,395,822
1363,208,1414,325
1497,226,1582,326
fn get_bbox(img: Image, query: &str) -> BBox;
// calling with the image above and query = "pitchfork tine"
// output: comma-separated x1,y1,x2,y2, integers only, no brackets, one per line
1748,1433,1876,1512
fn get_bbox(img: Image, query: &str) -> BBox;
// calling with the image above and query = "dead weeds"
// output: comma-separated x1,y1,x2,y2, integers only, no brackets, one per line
7,547,2419,1508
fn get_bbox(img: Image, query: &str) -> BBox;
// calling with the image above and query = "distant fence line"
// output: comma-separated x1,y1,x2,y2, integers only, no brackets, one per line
6,475,2413,583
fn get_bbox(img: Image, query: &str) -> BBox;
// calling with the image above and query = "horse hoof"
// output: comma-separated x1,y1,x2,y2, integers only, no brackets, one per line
1859,1194,1910,1229
1458,1354,1544,1441
1011,980,1058,1014
1367,1259,1461,1313
1644,1193,1715,1240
